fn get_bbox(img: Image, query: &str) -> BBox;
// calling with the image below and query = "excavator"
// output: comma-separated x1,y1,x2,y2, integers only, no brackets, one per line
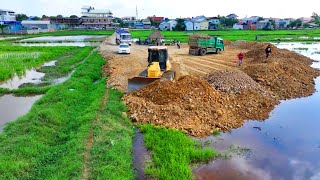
127,46,175,92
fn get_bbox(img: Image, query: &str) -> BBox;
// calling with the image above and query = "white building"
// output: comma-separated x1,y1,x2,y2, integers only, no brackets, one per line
22,20,52,30
168,20,177,31
81,6,113,29
184,21,194,31
0,9,16,22
159,21,170,31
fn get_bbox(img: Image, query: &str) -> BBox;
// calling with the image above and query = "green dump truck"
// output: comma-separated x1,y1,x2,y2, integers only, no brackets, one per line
188,34,224,56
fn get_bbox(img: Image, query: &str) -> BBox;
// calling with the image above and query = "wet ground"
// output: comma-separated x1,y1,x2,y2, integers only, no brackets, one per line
0,69,44,89
20,35,107,42
133,132,149,180
194,42,320,180
16,42,101,47
0,94,42,132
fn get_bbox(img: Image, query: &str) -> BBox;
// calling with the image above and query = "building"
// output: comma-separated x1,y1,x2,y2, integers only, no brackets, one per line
142,19,151,29
81,6,113,29
233,24,244,30
148,15,164,27
159,21,170,31
256,20,273,30
21,20,52,30
192,16,208,30
0,9,16,23
208,17,220,30
227,13,238,19
274,19,290,29
50,17,81,29
184,20,194,31
122,17,137,28
135,22,144,29
168,20,177,31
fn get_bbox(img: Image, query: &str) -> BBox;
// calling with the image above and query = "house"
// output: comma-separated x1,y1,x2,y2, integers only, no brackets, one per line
256,20,273,30
81,6,114,29
142,19,151,29
226,13,238,19
184,20,193,31
0,9,16,23
233,24,244,30
192,16,208,30
241,16,260,24
159,21,170,31
208,17,220,30
135,22,144,29
148,15,164,27
168,20,177,31
122,16,137,28
274,19,290,29
299,17,313,24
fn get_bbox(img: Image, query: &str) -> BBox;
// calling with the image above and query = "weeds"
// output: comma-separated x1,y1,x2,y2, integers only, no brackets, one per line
140,125,217,180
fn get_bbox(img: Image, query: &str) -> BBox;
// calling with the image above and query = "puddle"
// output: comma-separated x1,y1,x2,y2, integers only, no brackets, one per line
20,35,107,42
133,132,149,180
16,42,101,47
42,60,57,67
0,69,45,89
0,94,42,132
0,36,20,41
194,43,320,180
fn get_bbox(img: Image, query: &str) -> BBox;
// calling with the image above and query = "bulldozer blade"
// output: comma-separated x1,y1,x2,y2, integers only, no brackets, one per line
127,77,160,93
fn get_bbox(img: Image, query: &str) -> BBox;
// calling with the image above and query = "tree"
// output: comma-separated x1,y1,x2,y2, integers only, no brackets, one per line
288,19,303,28
311,12,320,24
113,18,124,27
257,17,264,21
16,14,28,21
173,19,186,31
33,16,41,20
220,16,238,28
70,15,78,18
57,15,64,18
42,15,48,19
0,24,9,34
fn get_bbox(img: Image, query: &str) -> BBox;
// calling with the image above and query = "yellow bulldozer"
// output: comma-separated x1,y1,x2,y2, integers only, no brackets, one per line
127,46,175,92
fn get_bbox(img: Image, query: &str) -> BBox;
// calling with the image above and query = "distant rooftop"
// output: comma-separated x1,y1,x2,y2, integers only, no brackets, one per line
0,9,15,13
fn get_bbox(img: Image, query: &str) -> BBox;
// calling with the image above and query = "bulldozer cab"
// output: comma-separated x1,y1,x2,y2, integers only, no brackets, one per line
148,46,168,71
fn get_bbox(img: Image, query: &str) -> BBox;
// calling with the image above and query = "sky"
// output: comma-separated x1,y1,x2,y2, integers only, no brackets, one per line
1,0,319,19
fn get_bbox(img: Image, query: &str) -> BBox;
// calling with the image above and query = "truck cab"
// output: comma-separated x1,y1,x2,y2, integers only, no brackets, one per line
188,34,225,56
116,29,133,45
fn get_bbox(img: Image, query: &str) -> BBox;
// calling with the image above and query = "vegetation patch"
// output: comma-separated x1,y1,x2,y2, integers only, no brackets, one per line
0,51,106,179
140,125,217,180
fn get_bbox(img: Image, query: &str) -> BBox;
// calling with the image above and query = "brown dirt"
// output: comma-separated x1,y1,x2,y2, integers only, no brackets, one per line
100,36,320,137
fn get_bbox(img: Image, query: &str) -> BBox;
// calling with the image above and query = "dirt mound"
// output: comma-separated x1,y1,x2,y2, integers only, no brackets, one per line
230,40,258,49
123,76,238,136
123,75,280,137
205,70,268,95
224,40,233,46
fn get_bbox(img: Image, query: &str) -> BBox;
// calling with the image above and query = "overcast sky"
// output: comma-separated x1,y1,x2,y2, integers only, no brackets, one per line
1,0,319,19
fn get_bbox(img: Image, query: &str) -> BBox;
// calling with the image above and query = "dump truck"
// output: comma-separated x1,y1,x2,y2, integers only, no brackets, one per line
127,46,175,92
188,34,224,56
116,29,133,45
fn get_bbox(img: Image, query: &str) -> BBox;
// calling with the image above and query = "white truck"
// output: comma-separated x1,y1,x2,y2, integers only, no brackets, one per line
116,29,133,45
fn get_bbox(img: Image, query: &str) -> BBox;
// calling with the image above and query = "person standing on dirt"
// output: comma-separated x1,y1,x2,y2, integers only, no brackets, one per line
237,52,244,66
177,41,181,49
265,45,272,59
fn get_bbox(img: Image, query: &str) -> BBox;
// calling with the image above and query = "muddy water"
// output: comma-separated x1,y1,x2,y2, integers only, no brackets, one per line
0,95,42,132
0,69,45,89
194,43,320,180
133,132,149,180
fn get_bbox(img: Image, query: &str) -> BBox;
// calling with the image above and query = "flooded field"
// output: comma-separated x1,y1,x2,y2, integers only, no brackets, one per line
17,42,101,47
194,42,320,180
20,35,107,42
0,69,44,89
0,94,42,132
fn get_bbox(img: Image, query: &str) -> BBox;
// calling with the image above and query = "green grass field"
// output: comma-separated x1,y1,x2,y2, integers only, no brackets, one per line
0,46,78,82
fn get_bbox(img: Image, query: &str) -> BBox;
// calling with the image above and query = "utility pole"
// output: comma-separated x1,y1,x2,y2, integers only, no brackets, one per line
136,5,138,20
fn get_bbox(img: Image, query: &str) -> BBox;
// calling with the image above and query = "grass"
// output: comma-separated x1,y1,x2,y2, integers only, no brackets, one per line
89,88,135,179
131,29,320,42
212,130,220,136
140,125,217,180
0,51,106,179
0,46,77,81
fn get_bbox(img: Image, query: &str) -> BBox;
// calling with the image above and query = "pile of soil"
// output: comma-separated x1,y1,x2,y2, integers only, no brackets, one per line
205,70,268,95
229,40,258,49
123,75,279,136
242,43,320,99
123,76,237,136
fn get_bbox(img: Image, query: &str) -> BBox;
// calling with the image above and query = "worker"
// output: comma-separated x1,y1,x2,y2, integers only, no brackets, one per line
265,45,272,59
237,52,244,66
177,41,181,49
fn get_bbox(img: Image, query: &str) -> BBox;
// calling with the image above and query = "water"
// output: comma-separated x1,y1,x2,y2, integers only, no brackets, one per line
20,35,106,42
0,95,42,132
0,69,45,89
194,42,320,180
16,42,101,47
42,60,57,67
133,132,149,180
